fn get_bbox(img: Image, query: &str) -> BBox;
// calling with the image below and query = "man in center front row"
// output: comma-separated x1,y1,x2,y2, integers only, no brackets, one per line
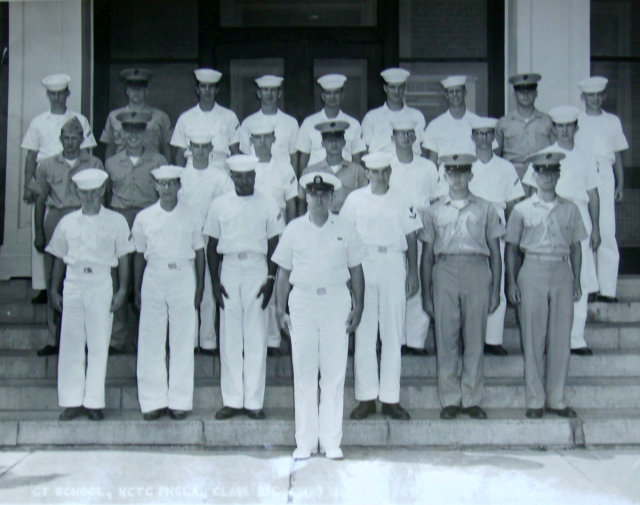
341,151,421,421
204,154,284,421
421,154,504,420
273,172,365,460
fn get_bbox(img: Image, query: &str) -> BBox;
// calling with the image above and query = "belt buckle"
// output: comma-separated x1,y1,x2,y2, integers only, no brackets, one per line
238,252,248,260
316,287,326,295
378,246,387,253
83,267,92,274
168,262,177,270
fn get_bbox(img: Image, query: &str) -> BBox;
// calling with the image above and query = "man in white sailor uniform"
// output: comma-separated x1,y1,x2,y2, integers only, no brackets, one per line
203,154,284,420
133,165,205,421
341,151,421,421
47,169,133,421
273,171,365,460
171,68,240,167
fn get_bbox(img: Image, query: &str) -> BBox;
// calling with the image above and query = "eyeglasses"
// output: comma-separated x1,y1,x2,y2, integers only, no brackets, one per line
155,179,180,188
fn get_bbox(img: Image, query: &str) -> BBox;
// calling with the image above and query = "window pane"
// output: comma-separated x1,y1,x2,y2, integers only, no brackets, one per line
220,0,377,27
591,0,639,57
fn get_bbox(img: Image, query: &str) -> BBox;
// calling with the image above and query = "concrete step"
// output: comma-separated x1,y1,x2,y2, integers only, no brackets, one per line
1,408,639,448
2,321,639,352
2,349,639,380
616,275,640,298
0,279,32,302
0,302,46,324
1,376,639,411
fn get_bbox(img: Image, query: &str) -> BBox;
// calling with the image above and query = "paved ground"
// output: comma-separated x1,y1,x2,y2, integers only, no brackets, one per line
0,447,639,504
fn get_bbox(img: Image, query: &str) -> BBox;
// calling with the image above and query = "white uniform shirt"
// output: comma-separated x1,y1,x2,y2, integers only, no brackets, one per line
45,207,134,267
522,144,598,205
237,109,299,163
422,109,497,157
271,213,365,288
171,103,240,156
575,111,628,165
295,109,366,166
132,202,205,261
178,162,234,229
254,160,298,210
340,186,422,253
361,103,425,155
21,110,97,161
389,154,440,211
203,191,284,255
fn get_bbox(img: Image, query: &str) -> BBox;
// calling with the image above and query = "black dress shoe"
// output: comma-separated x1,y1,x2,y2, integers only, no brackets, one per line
168,409,187,420
400,345,408,355
595,294,618,303
462,406,488,419
108,346,124,356
37,345,59,357
245,408,266,420
406,347,429,356
143,408,166,421
484,344,508,356
198,347,218,356
31,290,48,304
571,347,593,356
525,408,544,419
587,293,597,303
215,406,244,420
381,403,411,420
440,406,460,419
349,400,376,420
267,347,283,357
86,408,104,421
545,406,577,418
59,406,86,421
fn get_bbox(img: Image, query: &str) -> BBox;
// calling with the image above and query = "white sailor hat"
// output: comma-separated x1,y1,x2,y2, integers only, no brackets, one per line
226,154,259,173
151,165,183,180
470,116,498,130
527,150,565,171
362,151,392,170
549,105,580,124
42,74,71,92
300,171,342,191
255,75,283,88
317,73,347,91
72,169,108,190
441,75,467,89
194,68,222,84
380,67,410,84
578,76,608,93
440,153,477,172
249,119,275,135
390,118,417,131
187,129,213,145
509,73,541,88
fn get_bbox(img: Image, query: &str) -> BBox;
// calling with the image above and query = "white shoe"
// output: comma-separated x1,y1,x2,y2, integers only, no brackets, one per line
292,447,312,460
324,448,344,460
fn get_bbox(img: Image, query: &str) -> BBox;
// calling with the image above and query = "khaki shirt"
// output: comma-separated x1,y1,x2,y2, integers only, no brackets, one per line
420,193,504,256
301,159,368,213
495,109,554,167
105,149,167,210
34,153,104,208
505,194,587,255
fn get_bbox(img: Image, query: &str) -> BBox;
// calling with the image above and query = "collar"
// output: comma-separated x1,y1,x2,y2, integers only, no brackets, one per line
442,192,477,209
509,108,545,122
383,102,406,114
531,193,558,209
305,212,334,229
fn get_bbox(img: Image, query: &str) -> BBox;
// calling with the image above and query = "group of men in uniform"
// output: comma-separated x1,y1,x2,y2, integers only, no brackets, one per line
20,65,627,459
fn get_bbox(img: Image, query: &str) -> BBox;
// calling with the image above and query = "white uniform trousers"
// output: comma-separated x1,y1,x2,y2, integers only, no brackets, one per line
355,250,406,404
219,253,268,410
596,163,619,297
194,246,217,350
289,284,350,454
137,260,196,413
485,241,507,346
571,201,599,349
57,265,113,409
405,241,430,349
31,209,46,290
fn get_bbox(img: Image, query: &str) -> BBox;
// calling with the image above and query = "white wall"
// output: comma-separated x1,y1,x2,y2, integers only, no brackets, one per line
506,0,590,113
0,0,84,279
